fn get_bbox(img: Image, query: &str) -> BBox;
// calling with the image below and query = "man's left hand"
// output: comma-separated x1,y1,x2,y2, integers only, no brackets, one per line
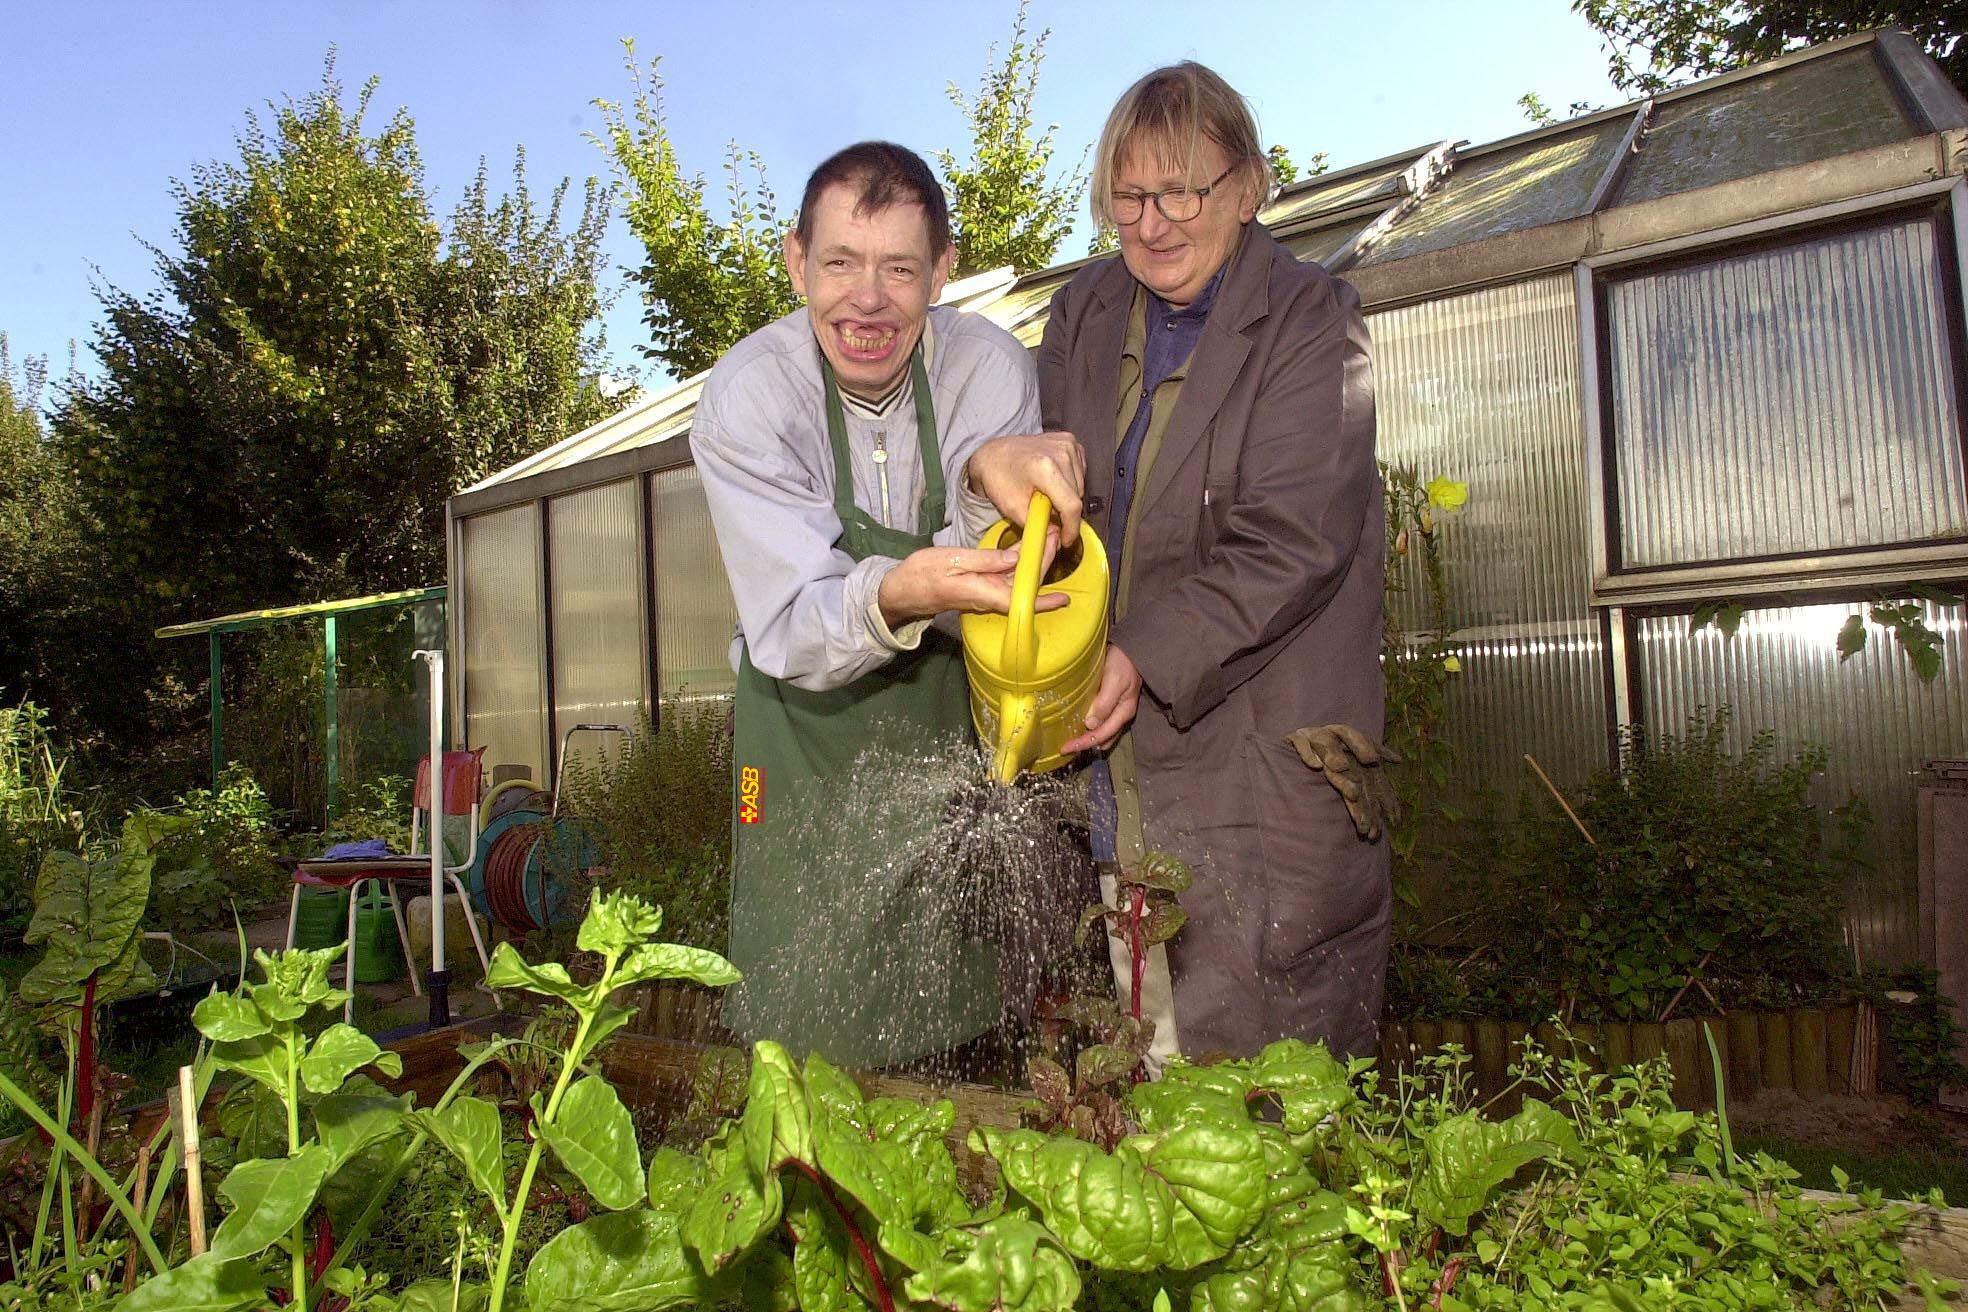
1287,724,1402,841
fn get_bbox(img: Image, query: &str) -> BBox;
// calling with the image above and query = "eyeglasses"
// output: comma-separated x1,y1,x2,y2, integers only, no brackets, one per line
1109,165,1238,225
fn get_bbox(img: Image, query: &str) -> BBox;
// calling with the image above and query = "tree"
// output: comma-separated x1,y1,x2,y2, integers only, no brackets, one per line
1574,0,1966,96
62,63,614,619
0,339,80,707
51,61,617,752
938,1,1086,277
594,41,800,380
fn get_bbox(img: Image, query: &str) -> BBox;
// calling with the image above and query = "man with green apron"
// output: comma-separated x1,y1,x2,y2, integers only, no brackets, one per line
690,142,1084,1067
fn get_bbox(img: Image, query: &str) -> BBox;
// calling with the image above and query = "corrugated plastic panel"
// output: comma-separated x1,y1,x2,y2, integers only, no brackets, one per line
1608,214,1966,569
650,464,740,695
1610,48,1915,208
1261,160,1413,229
548,479,646,766
460,505,547,784
1361,119,1629,266
1370,273,1610,792
1635,601,1968,967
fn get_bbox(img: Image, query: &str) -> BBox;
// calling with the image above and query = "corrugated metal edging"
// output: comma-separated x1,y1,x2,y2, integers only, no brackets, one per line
649,464,739,696
547,479,646,770
1609,214,1967,569
1636,601,1968,968
459,504,548,785
1369,273,1610,817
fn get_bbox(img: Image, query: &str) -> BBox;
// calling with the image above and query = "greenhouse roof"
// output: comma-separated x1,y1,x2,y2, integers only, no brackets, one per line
459,28,1968,502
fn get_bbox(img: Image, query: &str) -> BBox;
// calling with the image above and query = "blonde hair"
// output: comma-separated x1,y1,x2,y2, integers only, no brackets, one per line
1089,61,1271,232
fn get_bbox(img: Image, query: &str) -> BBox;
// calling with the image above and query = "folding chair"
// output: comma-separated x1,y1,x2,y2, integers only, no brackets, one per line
286,748,501,1022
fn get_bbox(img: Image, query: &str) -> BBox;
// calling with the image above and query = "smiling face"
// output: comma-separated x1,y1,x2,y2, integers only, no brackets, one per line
1112,136,1258,309
785,181,953,400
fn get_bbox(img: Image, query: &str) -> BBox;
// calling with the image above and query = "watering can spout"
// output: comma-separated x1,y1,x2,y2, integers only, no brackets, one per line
993,691,1039,785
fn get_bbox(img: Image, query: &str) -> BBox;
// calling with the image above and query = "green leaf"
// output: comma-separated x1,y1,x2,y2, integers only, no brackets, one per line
119,1253,266,1312
210,1144,334,1259
787,1181,855,1312
251,946,346,1017
576,890,666,957
299,1022,401,1093
484,942,591,1005
1410,1098,1578,1236
1076,1044,1141,1092
681,1162,783,1273
1247,1040,1356,1132
742,1042,813,1173
313,1087,411,1173
413,1096,508,1213
616,941,742,989
1715,602,1745,639
209,1031,293,1102
193,991,270,1043
646,1145,708,1212
1836,613,1868,660
19,846,153,1004
525,1207,722,1312
216,1081,290,1160
903,1215,1082,1311
813,1101,924,1236
976,1121,1268,1272
1904,581,1962,607
536,1077,644,1211
387,1281,492,1312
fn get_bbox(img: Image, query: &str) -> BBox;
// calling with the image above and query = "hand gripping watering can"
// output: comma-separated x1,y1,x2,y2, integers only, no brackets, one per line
961,492,1109,785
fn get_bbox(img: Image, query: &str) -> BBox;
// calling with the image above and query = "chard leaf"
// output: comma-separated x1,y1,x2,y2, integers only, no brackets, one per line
646,1145,709,1213
617,942,742,989
741,1041,812,1173
975,1121,1267,1272
119,1253,265,1312
681,1162,783,1273
1411,1098,1577,1236
20,847,152,1004
813,1101,923,1236
1247,1040,1354,1131
299,1023,401,1093
524,1207,722,1311
535,1077,644,1211
577,891,665,957
485,944,591,1006
902,1215,1082,1312
413,1096,508,1214
192,991,270,1044
210,1144,334,1259
788,1181,855,1312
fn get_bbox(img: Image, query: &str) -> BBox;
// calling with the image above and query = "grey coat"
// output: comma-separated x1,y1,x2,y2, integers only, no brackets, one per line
1037,223,1390,1057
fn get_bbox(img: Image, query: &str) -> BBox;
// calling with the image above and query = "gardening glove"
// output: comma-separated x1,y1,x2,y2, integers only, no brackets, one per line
1286,724,1401,841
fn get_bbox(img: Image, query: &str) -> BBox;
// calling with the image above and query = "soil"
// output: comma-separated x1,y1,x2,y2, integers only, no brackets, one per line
1727,1087,1968,1157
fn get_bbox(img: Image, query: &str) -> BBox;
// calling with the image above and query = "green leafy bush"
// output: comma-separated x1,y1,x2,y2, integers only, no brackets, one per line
1458,709,1850,1022
558,699,732,953
0,700,86,936
133,763,286,937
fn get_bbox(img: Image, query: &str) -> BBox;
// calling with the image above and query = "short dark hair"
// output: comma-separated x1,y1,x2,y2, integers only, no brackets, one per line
796,141,951,255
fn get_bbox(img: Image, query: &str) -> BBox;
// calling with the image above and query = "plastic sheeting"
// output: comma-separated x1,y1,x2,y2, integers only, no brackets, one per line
650,464,740,696
547,479,646,768
1607,213,1966,568
460,504,547,785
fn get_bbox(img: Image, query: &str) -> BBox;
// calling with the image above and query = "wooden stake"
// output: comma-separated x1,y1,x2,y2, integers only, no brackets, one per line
123,1143,150,1295
176,1066,206,1257
1524,754,1596,846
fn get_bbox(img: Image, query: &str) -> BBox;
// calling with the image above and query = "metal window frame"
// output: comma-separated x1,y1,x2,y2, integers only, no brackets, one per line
1579,176,1968,610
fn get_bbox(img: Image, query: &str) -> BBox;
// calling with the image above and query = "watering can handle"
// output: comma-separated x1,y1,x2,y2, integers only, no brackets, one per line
1001,491,1052,678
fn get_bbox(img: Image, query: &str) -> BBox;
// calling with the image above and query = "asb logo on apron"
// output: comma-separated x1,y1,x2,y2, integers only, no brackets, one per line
738,766,762,824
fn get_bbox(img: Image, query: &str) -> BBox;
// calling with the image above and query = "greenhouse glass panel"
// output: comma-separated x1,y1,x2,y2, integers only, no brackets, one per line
1361,118,1630,266
1607,215,1966,569
548,479,645,767
1369,274,1609,797
651,464,740,696
1634,600,1968,967
460,504,547,785
1610,48,1914,208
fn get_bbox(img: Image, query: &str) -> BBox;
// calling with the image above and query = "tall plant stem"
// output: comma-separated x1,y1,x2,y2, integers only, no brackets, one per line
0,1069,168,1275
286,1027,309,1312
490,994,599,1312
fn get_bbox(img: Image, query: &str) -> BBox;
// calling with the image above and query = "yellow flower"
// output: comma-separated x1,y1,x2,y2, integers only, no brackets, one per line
1442,655,1463,674
1425,477,1468,511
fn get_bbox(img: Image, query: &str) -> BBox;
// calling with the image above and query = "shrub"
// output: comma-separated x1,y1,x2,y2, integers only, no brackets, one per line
557,698,732,953
1470,708,1849,1021
134,761,286,937
0,699,85,936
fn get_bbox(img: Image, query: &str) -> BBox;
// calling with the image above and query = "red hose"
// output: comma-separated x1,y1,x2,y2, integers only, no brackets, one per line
483,827,539,934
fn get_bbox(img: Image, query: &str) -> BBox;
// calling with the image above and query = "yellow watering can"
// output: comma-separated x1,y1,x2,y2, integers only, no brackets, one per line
961,492,1109,785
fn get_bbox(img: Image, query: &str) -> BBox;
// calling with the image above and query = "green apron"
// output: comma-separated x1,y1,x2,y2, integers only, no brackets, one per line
722,348,999,1067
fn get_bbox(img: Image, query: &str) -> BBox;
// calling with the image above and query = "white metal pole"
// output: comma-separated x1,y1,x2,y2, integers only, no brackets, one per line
414,649,449,1026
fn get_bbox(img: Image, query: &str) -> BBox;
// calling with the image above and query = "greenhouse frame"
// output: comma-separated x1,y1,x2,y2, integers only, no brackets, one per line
447,30,1968,968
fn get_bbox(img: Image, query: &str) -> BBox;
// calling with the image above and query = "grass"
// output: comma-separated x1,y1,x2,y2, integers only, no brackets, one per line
1734,1129,1967,1204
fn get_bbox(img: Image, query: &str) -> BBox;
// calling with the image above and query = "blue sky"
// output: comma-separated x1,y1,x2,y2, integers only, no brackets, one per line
1,1,1626,393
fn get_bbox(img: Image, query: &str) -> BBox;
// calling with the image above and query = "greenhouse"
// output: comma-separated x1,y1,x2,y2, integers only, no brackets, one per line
451,29,1968,973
